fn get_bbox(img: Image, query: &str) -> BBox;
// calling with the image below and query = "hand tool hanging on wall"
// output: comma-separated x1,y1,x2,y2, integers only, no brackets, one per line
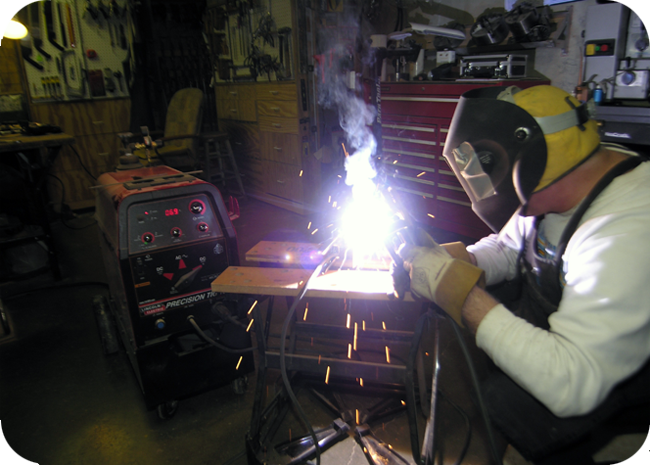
57,2,68,48
18,0,43,71
20,37,44,70
65,3,77,48
44,1,65,51
29,3,52,60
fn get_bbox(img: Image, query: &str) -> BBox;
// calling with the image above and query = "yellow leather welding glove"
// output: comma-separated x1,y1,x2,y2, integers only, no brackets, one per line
398,243,485,327
441,242,473,263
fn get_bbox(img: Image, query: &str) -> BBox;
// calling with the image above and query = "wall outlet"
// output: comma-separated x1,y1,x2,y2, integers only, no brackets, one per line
437,51,456,65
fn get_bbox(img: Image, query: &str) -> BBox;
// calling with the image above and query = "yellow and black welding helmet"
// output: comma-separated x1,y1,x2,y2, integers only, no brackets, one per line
443,85,600,232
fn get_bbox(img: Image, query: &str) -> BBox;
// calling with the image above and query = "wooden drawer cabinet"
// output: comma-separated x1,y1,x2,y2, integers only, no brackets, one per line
257,100,298,118
266,161,304,201
255,83,297,101
258,116,299,134
261,132,301,165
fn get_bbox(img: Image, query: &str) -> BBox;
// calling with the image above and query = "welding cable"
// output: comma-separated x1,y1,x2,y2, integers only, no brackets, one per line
47,174,97,230
187,316,256,354
446,310,503,465
70,145,97,181
439,390,472,465
279,250,340,465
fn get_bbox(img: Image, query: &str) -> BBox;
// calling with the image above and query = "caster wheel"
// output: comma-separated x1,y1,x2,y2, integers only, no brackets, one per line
231,376,248,396
157,400,179,419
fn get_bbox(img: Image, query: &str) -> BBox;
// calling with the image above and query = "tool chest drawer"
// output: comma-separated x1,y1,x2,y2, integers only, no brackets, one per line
260,132,301,165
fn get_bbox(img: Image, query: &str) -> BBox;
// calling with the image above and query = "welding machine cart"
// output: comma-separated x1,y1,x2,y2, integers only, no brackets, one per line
94,166,254,417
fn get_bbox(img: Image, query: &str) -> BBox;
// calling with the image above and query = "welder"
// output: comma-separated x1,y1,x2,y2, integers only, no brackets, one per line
397,85,650,463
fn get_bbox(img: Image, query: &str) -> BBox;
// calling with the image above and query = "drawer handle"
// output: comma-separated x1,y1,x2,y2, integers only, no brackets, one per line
271,107,280,112
92,121,104,125
229,91,238,96
270,90,279,95
276,179,285,184
273,123,281,128
273,146,283,151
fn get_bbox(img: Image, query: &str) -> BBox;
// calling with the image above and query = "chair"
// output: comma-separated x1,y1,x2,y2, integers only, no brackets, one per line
133,88,204,170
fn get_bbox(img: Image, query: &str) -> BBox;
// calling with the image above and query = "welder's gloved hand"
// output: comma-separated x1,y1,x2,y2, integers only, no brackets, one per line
398,243,485,327
441,242,474,263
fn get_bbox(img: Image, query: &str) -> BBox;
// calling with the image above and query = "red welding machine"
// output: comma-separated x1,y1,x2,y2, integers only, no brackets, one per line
95,166,253,417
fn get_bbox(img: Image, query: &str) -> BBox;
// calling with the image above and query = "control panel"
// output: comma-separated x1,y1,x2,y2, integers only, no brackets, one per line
585,39,616,57
127,194,223,254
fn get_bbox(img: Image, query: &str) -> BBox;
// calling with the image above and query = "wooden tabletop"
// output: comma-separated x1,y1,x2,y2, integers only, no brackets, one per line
0,132,75,153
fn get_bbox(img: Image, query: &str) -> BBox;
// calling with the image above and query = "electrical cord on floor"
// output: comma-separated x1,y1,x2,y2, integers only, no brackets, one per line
70,145,97,181
279,248,340,465
47,174,97,230
446,311,503,465
187,316,256,354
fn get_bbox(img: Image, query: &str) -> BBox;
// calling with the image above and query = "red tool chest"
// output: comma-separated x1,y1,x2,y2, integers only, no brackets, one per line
365,79,549,239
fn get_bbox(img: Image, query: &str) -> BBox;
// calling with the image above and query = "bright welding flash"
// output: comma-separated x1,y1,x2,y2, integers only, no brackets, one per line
340,179,393,262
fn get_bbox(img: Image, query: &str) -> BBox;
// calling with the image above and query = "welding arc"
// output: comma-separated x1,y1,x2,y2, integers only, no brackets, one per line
188,317,256,354
279,248,340,465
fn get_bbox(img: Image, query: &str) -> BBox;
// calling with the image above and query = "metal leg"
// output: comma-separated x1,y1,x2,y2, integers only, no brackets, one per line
421,310,441,465
405,307,433,465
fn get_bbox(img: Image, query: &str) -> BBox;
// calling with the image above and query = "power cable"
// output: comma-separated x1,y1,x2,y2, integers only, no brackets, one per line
70,145,97,181
446,311,503,465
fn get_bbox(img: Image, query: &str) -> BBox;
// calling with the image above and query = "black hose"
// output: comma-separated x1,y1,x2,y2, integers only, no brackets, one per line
447,314,503,465
188,317,256,354
279,250,339,465
70,145,97,180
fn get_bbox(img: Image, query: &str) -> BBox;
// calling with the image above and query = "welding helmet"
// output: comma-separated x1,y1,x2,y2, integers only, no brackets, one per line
443,85,599,232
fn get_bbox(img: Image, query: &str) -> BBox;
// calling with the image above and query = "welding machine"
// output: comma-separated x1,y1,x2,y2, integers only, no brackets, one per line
94,165,254,417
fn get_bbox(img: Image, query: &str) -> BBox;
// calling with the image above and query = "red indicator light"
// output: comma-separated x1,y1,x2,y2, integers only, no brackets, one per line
165,208,180,216
145,211,149,215
601,44,609,52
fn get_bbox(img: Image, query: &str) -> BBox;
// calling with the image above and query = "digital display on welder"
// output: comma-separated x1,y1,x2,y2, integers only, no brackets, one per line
127,194,223,254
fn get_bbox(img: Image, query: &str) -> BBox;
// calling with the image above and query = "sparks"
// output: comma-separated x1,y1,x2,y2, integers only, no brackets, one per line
362,320,366,331
342,143,349,157
247,300,258,315
303,304,309,321
246,319,254,332
392,160,398,164
236,356,243,370
382,321,386,330
348,343,352,359
359,378,364,387
307,221,312,229
353,322,358,351
325,365,331,384
311,228,319,235
356,409,359,425
299,170,303,177
417,171,426,177
385,346,391,363
346,313,351,328
427,213,435,218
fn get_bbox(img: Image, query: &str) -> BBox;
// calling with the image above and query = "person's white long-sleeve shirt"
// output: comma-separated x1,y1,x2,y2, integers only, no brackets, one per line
467,157,650,418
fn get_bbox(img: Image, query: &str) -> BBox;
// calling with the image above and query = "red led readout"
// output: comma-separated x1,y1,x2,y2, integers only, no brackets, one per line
165,208,180,216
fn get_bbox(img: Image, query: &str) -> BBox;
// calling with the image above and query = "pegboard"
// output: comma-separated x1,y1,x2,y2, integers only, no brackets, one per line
214,0,295,81
20,0,132,102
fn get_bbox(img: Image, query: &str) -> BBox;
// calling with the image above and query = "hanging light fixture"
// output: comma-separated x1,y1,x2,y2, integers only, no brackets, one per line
0,0,27,39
